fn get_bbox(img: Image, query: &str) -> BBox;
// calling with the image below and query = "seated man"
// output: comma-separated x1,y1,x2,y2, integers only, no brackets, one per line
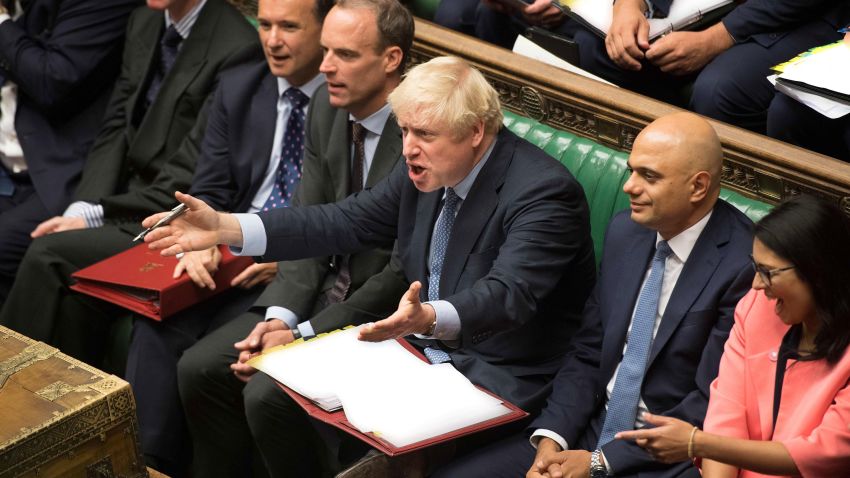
125,0,332,474
175,0,412,476
766,33,850,161
0,0,258,365
0,0,139,303
434,112,755,478
436,0,570,50
570,0,848,130
145,55,597,475
767,92,850,161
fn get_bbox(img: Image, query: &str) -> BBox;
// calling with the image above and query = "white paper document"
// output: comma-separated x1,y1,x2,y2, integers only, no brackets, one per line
249,327,512,447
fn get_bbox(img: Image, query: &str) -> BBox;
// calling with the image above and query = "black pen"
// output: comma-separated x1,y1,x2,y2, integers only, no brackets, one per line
133,203,188,242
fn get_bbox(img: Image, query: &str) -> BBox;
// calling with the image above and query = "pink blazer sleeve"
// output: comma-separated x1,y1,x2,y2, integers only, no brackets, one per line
780,355,850,476
703,289,757,439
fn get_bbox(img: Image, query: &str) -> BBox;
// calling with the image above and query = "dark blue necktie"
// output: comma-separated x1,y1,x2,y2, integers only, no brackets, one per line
0,168,14,196
424,188,461,364
145,25,183,108
261,88,308,211
597,240,673,447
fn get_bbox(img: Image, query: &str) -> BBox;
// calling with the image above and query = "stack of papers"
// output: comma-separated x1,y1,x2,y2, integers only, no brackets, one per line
248,327,513,448
771,41,850,119
563,0,734,40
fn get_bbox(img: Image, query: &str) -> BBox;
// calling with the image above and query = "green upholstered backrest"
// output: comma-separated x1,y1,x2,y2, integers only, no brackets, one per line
502,110,772,264
407,0,441,19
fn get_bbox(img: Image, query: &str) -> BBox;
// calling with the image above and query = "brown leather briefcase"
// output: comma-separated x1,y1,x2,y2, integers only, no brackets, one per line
0,326,146,478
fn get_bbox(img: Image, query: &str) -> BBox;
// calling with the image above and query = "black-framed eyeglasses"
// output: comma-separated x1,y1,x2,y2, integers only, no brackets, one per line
749,255,795,287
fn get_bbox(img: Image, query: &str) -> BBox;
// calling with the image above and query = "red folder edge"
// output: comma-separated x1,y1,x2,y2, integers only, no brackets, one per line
70,244,254,321
274,339,529,456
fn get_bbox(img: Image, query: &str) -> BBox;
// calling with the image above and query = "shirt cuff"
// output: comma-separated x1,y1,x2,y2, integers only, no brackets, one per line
530,429,568,451
297,321,315,338
413,300,460,340
265,306,299,331
63,201,103,228
601,450,614,474
230,213,266,257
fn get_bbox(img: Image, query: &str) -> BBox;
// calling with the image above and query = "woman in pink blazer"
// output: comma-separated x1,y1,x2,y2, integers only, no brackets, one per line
617,195,850,477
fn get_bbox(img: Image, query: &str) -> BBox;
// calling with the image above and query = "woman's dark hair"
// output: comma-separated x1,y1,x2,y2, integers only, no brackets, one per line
755,194,850,363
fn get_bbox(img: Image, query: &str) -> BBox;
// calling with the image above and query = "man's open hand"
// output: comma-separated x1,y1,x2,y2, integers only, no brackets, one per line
358,281,435,342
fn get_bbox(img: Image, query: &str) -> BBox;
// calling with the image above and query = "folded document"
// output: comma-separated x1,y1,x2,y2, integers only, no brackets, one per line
248,327,526,451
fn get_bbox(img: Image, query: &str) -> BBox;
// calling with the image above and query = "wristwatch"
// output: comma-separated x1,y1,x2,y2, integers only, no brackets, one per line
290,327,302,340
590,449,608,478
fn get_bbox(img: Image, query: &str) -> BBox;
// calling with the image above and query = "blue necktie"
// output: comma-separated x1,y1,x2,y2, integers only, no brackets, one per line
0,167,14,197
424,187,460,364
145,25,183,108
428,187,460,302
597,241,673,447
261,88,308,211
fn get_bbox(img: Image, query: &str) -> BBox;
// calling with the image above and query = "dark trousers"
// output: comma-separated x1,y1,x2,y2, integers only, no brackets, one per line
127,285,263,477
0,224,135,365
0,177,51,304
691,19,842,134
767,92,850,161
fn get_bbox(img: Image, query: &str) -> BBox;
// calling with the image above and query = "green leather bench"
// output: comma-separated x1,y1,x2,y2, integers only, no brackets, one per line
502,110,772,264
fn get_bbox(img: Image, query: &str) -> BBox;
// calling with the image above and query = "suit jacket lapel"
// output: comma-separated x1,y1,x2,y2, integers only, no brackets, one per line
601,230,655,379
327,109,352,200
126,16,163,135
130,1,218,167
414,189,442,300
648,207,729,365
247,72,279,198
439,130,511,297
365,116,401,188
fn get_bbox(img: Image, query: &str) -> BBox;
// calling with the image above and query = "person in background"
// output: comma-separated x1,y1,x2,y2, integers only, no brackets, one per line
0,0,258,365
617,194,850,478
0,0,140,303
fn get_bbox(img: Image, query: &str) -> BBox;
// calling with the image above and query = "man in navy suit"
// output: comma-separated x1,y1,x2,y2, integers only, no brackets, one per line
0,0,139,302
433,112,755,478
125,0,332,474
563,0,848,127
143,55,597,474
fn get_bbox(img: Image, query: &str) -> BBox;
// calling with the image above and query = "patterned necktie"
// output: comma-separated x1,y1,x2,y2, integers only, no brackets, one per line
326,122,368,304
145,25,183,108
261,88,309,211
597,240,673,447
428,187,460,302
424,188,461,365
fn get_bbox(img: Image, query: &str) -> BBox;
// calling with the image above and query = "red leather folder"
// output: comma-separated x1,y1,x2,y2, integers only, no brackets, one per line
70,244,254,321
275,339,529,456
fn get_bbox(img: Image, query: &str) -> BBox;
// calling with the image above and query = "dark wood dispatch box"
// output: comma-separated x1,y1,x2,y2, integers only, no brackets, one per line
0,326,146,478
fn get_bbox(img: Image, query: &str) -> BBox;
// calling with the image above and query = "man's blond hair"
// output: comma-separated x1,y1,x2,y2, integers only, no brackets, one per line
388,56,503,137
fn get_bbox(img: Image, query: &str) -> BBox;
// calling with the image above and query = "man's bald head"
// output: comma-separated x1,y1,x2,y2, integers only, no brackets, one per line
636,112,723,190
623,112,724,239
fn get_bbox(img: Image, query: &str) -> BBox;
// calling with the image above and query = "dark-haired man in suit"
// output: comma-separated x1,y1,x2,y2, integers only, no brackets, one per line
0,0,140,303
435,112,755,478
173,0,412,476
0,0,257,364
125,0,333,474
